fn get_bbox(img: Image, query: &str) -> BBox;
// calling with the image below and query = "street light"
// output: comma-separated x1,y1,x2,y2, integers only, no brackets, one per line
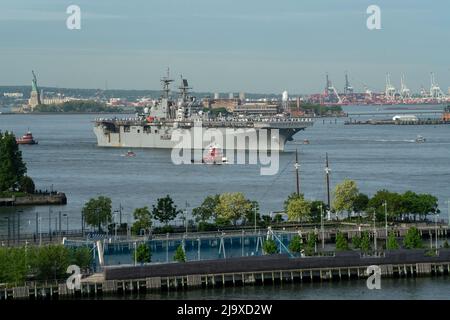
17,210,23,244
319,204,325,249
4,217,10,246
254,205,257,233
373,209,377,252
383,200,388,239
63,214,69,235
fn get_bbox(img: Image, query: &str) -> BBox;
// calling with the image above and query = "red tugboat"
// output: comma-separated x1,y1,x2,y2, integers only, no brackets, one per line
16,131,38,145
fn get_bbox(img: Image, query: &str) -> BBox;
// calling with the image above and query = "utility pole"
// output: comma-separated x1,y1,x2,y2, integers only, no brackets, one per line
324,153,331,215
59,211,62,238
48,207,52,241
35,212,39,243
5,217,10,246
17,210,22,244
295,149,300,195
254,205,257,233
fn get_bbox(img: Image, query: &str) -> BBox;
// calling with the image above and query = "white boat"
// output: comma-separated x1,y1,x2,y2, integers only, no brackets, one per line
415,135,426,143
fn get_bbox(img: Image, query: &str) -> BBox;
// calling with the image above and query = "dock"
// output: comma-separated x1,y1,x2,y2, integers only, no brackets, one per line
1,249,449,300
345,119,450,125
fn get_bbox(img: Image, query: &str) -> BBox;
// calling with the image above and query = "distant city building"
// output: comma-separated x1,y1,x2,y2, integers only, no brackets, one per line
28,71,41,108
3,92,23,98
234,102,280,116
228,92,234,99
214,92,220,99
239,92,245,100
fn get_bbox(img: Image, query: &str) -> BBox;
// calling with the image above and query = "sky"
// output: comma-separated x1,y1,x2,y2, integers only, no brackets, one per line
0,0,449,94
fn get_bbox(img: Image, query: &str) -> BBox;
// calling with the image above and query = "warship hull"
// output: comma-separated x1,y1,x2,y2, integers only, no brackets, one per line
93,118,313,151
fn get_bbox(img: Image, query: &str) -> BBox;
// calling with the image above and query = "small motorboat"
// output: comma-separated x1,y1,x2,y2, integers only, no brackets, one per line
415,135,426,143
303,139,310,145
122,150,136,157
16,131,38,145
202,144,228,165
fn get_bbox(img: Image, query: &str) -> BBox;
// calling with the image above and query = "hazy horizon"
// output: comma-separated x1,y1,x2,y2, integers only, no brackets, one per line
1,0,449,94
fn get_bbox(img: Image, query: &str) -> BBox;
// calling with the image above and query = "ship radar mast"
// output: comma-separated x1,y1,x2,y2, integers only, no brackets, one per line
178,75,191,101
160,67,174,99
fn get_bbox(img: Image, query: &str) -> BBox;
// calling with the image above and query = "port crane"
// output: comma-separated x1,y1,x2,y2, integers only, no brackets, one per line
429,72,445,99
400,74,411,99
384,73,397,100
324,73,342,104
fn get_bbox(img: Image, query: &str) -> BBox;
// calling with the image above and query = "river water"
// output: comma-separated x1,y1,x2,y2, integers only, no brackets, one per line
1,104,449,299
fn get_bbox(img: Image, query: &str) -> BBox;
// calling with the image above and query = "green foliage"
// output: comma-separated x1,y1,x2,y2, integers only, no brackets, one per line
0,131,27,192
263,239,278,255
19,175,35,193
352,235,362,249
305,233,317,256
215,192,252,226
152,195,181,225
34,100,121,113
34,245,71,281
272,214,284,224
197,222,218,232
353,193,369,213
360,231,371,253
135,243,151,263
244,201,261,226
443,240,449,249
173,245,186,262
332,179,359,216
152,225,174,234
0,247,29,285
386,231,400,250
192,194,220,223
310,200,327,223
132,207,152,235
82,196,112,232
68,247,93,270
403,227,423,249
290,102,343,116
335,232,349,251
286,194,311,223
288,235,303,253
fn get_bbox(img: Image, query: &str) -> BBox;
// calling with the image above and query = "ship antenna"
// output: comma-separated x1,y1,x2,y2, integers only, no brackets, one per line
160,67,174,99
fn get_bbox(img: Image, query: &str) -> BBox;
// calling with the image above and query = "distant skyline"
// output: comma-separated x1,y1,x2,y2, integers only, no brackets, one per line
1,0,449,94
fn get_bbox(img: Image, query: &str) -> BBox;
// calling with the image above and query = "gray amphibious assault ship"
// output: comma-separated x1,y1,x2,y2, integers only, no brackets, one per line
94,74,314,151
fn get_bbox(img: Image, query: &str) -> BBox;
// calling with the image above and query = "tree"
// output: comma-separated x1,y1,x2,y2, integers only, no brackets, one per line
82,196,112,232
135,243,151,263
286,194,311,223
360,231,371,253
69,247,93,270
35,245,71,281
0,131,27,192
335,232,349,251
352,235,362,249
284,193,301,212
386,231,399,250
244,201,261,226
173,245,186,262
353,193,369,217
215,192,252,226
152,195,181,225
332,179,359,218
403,227,422,249
368,190,403,221
305,233,317,256
310,200,327,223
272,214,284,224
19,176,35,194
443,240,450,249
288,235,303,254
263,239,278,255
192,194,220,223
132,207,152,235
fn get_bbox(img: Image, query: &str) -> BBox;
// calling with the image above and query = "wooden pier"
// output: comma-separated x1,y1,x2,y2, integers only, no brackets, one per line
1,249,449,300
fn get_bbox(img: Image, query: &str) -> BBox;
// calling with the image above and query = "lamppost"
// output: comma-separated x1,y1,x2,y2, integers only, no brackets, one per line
38,216,42,246
63,213,69,235
254,205,257,233
295,149,300,195
133,241,137,266
17,210,23,244
435,212,438,252
383,200,388,239
4,217,10,246
373,209,377,252
319,204,325,249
